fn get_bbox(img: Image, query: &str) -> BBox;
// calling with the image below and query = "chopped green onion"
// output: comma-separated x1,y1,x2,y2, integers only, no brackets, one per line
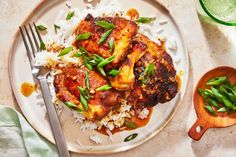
99,29,113,44
207,99,219,108
72,52,83,57
96,84,112,91
64,101,77,108
76,32,91,40
206,76,227,86
80,94,89,111
40,42,46,50
135,17,156,24
204,104,217,116
54,24,60,33
84,61,93,70
36,25,47,31
124,121,137,129
108,37,115,52
142,63,155,84
217,107,227,112
58,47,73,57
77,86,90,100
97,67,106,76
108,69,119,77
85,71,90,90
97,55,115,68
124,133,138,142
95,20,115,29
66,11,75,20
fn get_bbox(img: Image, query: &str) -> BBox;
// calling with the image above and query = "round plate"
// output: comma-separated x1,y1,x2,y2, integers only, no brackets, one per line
8,0,189,154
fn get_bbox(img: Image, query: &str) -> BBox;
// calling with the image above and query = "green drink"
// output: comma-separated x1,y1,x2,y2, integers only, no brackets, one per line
196,0,236,26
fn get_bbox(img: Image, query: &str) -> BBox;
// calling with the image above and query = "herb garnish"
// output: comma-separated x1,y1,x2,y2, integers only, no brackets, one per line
99,29,113,44
95,20,115,29
124,121,137,129
66,11,75,20
36,25,47,31
85,71,90,90
108,69,119,77
76,32,91,41
108,37,115,52
96,84,112,91
142,63,155,84
124,133,138,142
58,47,73,57
135,17,156,24
40,42,46,50
64,102,83,113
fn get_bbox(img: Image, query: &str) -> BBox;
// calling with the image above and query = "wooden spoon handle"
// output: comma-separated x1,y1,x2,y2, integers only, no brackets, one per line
188,118,210,141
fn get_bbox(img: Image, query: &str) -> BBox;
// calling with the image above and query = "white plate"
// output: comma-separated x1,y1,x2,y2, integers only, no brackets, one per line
8,0,189,154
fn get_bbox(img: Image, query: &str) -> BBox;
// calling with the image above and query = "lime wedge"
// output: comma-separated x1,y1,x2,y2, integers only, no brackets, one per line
200,0,236,26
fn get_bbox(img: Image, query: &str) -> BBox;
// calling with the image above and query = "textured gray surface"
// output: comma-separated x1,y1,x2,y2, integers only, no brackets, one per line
1,0,236,156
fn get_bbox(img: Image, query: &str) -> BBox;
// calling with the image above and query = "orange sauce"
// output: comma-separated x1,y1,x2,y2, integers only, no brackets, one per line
97,107,153,135
176,74,182,91
21,82,36,97
126,8,139,20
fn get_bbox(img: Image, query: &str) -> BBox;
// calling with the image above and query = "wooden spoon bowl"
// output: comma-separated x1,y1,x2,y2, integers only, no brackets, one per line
188,66,236,141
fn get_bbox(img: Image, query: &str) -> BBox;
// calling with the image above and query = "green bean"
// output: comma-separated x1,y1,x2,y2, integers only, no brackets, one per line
222,97,235,111
211,87,223,103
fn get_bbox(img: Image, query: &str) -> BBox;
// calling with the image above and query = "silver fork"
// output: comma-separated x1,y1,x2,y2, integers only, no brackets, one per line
19,23,70,157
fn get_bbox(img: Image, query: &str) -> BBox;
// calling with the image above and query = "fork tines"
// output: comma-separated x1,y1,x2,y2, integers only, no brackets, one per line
19,23,42,69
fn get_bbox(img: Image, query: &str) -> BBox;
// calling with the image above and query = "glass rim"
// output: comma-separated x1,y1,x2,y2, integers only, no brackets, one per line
199,0,236,26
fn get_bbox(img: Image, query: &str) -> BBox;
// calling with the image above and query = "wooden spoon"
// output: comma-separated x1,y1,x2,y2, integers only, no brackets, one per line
188,66,236,141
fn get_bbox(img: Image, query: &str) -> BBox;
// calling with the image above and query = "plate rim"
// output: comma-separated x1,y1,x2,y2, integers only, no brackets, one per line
8,0,190,154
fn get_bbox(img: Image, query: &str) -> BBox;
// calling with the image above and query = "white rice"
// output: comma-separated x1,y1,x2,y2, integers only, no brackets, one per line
89,134,102,144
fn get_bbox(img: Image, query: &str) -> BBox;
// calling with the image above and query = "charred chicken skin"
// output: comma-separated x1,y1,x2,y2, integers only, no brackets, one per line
54,14,178,120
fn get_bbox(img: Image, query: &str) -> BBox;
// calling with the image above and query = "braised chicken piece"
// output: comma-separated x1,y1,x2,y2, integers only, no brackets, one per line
54,67,121,120
128,34,178,106
74,14,138,68
110,42,147,90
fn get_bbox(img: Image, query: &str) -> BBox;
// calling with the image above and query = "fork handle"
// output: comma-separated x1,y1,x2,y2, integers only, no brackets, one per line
39,78,70,157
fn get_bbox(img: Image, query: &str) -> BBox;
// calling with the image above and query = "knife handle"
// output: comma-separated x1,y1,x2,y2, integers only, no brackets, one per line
39,78,70,157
